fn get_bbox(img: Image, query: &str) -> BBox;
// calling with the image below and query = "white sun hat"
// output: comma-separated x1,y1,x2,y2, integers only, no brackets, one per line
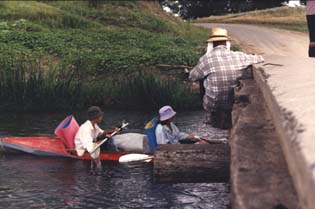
159,105,176,121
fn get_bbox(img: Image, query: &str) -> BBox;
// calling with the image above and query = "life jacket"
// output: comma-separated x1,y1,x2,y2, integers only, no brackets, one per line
144,117,158,152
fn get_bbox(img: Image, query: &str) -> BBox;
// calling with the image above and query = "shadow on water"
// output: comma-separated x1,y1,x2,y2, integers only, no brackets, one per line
0,110,230,209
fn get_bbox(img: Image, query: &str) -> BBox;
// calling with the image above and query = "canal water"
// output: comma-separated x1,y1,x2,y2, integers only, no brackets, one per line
0,111,230,209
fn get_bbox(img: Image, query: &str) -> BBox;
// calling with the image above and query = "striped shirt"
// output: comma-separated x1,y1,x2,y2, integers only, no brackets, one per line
307,0,315,15
189,45,264,111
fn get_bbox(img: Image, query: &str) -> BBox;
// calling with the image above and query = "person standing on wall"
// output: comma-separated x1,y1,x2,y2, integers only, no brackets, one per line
307,0,315,57
189,28,264,140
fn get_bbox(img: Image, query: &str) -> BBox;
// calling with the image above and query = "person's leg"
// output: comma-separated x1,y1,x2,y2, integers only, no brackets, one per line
221,109,233,144
204,111,212,124
228,129,232,145
94,158,102,169
90,148,102,170
307,15,315,57
90,158,101,170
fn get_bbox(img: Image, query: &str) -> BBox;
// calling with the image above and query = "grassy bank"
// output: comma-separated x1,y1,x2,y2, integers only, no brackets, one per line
0,1,208,112
194,6,307,33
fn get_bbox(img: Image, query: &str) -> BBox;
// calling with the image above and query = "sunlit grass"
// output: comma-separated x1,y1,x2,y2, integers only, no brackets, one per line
0,1,60,20
194,6,308,32
0,1,207,112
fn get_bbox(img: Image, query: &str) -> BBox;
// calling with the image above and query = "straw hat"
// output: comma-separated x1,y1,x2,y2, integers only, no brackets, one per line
159,105,176,121
207,28,230,42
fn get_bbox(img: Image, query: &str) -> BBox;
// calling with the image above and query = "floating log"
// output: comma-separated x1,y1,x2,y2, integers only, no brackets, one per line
154,144,230,183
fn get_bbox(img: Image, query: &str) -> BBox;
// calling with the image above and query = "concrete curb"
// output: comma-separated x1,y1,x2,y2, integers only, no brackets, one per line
231,78,299,209
253,57,315,209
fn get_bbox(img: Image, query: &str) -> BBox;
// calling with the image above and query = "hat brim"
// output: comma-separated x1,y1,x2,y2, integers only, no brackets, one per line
207,37,230,42
160,111,176,122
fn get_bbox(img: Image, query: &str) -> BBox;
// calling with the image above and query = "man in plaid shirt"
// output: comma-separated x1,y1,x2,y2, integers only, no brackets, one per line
189,28,264,130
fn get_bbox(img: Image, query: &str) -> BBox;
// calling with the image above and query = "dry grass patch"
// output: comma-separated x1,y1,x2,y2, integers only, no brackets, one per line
195,6,307,32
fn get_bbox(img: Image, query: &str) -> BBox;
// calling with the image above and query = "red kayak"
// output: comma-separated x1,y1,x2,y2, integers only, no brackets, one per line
0,136,126,161
0,116,155,162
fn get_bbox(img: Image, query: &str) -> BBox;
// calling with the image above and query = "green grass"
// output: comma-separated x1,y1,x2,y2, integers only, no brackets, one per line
0,1,208,112
194,6,308,33
0,57,200,112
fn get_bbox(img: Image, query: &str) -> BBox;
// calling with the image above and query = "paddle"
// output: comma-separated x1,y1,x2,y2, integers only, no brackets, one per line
194,136,225,144
119,154,153,163
90,121,129,154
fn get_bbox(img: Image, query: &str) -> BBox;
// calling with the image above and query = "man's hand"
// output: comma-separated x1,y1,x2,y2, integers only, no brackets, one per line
114,127,120,132
104,127,121,138
187,134,195,140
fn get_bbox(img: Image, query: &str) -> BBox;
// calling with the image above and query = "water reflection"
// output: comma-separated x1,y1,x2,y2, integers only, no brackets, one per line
0,110,229,208
0,154,229,209
0,110,227,140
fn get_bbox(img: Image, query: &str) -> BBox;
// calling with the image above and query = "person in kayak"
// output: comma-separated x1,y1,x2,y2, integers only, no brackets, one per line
189,27,264,139
74,106,118,169
155,105,196,144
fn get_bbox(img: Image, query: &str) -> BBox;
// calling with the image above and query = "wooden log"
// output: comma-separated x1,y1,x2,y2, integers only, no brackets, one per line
154,144,230,183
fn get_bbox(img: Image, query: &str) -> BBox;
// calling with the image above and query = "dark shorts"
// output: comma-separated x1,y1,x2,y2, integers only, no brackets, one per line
209,109,232,130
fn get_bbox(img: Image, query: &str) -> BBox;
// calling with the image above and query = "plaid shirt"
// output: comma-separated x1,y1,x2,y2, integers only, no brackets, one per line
189,45,264,111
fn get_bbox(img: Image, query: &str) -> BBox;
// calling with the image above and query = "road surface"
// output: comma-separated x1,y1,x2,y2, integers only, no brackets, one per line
195,23,308,58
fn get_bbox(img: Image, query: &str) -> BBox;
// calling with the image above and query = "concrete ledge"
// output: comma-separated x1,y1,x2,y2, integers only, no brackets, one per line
231,79,298,209
253,57,315,209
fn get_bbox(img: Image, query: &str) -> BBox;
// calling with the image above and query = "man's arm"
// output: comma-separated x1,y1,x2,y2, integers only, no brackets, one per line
156,125,168,144
189,56,209,82
81,129,95,153
234,51,264,69
102,128,120,136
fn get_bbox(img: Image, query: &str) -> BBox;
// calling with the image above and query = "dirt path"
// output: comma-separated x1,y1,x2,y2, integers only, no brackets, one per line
195,23,309,58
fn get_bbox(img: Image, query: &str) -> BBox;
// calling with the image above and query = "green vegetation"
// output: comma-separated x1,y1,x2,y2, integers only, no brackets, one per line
194,6,308,33
0,1,208,112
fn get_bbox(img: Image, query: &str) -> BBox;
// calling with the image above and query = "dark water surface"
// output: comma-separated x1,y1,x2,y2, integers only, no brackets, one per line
0,111,229,209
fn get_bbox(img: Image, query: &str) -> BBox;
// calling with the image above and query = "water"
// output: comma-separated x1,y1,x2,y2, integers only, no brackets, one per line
0,111,230,209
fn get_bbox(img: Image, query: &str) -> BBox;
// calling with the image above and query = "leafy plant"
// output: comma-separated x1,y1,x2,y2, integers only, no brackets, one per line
0,1,207,112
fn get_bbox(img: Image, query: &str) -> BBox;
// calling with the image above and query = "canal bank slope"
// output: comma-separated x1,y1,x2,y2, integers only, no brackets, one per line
196,23,314,209
0,1,208,112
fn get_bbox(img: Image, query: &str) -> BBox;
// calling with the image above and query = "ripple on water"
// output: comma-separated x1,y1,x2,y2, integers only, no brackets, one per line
0,155,230,209
0,111,229,209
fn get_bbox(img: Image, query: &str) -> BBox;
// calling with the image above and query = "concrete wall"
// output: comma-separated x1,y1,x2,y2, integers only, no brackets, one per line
231,75,299,209
253,57,315,209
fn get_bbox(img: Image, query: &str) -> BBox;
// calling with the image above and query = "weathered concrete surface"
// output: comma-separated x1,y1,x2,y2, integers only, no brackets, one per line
254,57,315,209
154,144,230,183
231,79,299,209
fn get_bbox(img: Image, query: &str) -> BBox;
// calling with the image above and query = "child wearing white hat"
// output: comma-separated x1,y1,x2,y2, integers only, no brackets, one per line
155,105,195,144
